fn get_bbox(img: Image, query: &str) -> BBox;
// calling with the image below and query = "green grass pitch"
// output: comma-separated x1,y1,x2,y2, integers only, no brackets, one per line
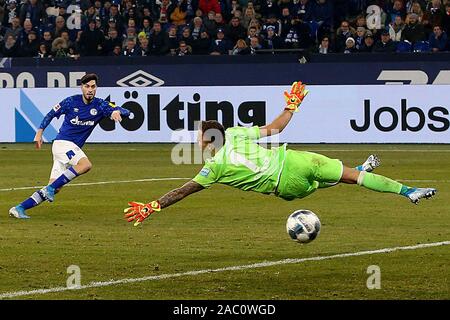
0,143,448,300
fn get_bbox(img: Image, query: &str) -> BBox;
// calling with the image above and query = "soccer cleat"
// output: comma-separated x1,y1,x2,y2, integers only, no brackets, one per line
361,154,381,172
9,205,30,219
404,187,437,204
40,186,56,202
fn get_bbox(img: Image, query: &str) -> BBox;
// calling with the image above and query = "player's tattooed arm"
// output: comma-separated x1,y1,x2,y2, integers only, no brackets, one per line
158,180,205,209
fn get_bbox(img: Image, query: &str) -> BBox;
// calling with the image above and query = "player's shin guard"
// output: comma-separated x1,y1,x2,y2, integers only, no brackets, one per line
357,171,403,194
49,167,79,190
19,190,45,210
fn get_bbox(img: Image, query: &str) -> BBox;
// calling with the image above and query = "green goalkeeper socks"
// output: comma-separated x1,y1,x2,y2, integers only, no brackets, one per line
357,171,403,194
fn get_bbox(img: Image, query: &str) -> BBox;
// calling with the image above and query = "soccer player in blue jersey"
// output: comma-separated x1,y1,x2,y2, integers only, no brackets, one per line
9,73,131,219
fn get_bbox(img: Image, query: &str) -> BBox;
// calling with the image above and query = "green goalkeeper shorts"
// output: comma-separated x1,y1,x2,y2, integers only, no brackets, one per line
275,150,343,201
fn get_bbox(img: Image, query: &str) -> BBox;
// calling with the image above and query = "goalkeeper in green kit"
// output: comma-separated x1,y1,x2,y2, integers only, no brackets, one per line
124,82,437,226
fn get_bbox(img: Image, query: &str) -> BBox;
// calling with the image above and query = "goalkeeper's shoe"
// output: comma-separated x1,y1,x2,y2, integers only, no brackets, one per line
361,154,381,172
40,186,56,202
404,187,437,204
9,205,30,219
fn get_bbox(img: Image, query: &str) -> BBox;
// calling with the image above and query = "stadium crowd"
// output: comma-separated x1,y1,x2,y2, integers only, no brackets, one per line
0,0,449,58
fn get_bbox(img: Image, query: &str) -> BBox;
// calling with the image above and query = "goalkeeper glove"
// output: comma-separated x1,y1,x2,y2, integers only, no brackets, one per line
283,81,309,113
124,200,161,226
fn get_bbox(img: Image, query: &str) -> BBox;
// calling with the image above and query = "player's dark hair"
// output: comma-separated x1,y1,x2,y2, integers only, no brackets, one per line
200,120,225,146
80,73,99,85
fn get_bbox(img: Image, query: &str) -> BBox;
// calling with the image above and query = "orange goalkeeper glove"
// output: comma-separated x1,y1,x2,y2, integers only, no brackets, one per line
283,81,309,113
124,200,161,226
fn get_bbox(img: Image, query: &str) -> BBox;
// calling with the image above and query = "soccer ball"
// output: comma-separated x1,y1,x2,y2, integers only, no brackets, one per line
286,210,321,243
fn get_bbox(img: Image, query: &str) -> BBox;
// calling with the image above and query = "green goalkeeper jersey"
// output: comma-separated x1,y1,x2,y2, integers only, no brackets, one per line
193,126,287,194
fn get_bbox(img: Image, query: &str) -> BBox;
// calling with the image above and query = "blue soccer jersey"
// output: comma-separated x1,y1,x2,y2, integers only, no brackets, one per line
39,95,130,148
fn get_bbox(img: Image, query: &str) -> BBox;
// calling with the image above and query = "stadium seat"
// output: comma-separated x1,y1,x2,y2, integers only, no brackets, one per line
396,41,412,53
413,41,431,52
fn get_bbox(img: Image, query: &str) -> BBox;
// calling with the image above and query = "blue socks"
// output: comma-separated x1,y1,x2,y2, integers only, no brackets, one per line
20,191,45,210
49,167,79,190
19,167,79,210
400,185,415,197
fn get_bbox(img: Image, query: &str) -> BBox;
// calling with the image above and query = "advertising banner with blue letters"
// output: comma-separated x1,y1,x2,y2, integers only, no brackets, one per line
1,85,449,143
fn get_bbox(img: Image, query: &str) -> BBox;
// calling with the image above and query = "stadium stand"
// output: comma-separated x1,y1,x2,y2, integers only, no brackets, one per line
0,0,448,57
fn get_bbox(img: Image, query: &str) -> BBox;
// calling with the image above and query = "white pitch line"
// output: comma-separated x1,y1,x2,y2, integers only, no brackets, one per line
399,179,450,183
0,178,447,193
1,177,447,193
0,177,191,192
1,148,450,152
0,240,448,299
60,148,450,153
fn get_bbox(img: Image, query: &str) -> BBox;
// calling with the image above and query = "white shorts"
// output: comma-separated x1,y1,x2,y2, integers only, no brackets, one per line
50,140,87,180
